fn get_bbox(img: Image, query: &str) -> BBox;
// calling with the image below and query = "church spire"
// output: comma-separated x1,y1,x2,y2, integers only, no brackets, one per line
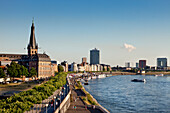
27,19,38,56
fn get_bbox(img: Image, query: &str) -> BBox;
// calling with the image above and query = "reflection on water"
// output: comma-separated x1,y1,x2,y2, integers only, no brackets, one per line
83,75,170,113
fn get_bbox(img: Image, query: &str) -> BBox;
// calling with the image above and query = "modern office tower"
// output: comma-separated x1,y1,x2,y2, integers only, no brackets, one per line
157,58,167,68
82,57,87,63
125,62,130,68
136,63,139,68
139,60,146,69
90,48,100,65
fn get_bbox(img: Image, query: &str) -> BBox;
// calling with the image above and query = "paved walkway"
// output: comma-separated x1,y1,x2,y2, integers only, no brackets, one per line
65,78,103,113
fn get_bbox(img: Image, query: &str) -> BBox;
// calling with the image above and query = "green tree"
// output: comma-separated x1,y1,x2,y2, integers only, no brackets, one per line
30,67,37,78
7,62,29,80
20,65,29,81
107,67,110,71
7,62,19,81
58,65,64,72
103,67,105,71
0,67,6,78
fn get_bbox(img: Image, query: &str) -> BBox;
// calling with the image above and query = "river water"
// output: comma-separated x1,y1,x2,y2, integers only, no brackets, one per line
83,75,170,113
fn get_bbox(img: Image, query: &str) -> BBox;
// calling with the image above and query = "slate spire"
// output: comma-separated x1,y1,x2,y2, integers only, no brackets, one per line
27,19,38,55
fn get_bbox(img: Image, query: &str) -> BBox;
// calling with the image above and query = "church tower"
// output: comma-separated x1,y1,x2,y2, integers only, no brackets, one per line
27,19,38,56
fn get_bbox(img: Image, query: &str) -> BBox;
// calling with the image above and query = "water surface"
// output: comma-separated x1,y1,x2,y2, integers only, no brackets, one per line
83,75,170,113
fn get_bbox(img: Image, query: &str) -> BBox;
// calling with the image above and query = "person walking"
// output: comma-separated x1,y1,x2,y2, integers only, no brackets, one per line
85,106,87,110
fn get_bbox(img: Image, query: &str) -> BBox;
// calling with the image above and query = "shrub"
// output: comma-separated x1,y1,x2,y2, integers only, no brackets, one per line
0,72,67,113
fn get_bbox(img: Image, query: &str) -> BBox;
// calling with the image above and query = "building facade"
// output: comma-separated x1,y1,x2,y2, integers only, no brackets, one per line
90,48,100,65
125,62,130,68
157,58,167,68
139,60,146,69
61,61,68,72
0,20,52,78
82,57,87,63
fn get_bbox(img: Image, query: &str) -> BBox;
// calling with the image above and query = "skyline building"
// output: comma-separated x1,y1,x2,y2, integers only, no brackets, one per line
125,62,130,68
139,60,146,69
157,58,167,68
90,48,100,65
136,63,139,68
82,57,87,63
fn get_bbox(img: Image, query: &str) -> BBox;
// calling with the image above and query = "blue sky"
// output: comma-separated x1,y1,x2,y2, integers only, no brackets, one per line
0,0,170,66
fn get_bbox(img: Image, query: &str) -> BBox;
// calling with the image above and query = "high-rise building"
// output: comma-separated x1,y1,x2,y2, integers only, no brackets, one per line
157,58,167,68
90,48,100,65
139,60,146,69
136,63,139,68
82,57,87,63
125,62,130,68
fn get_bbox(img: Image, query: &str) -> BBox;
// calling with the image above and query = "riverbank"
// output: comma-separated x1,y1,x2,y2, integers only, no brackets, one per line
95,71,170,76
145,72,170,75
75,81,110,113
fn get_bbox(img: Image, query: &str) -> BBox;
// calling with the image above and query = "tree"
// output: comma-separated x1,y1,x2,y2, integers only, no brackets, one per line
7,62,19,81
30,67,37,78
103,67,105,72
0,67,5,78
20,65,29,81
7,62,29,81
58,65,64,72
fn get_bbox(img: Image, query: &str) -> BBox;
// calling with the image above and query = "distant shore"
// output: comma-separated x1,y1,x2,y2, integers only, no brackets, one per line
95,71,170,76
145,72,170,75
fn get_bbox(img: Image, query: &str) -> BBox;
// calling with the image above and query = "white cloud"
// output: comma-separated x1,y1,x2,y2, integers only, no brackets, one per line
123,43,136,52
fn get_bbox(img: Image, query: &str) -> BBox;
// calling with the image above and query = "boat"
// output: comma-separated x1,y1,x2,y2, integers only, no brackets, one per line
155,74,164,77
96,74,106,79
131,79,146,82
84,82,88,85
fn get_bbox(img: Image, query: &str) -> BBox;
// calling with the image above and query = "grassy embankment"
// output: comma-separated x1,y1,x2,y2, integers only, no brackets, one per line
0,72,67,113
0,81,44,95
74,81,98,105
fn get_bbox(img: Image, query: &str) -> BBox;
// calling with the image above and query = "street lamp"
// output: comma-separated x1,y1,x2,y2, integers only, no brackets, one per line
46,104,48,113
67,84,69,93
63,87,66,97
54,96,56,110
59,91,62,104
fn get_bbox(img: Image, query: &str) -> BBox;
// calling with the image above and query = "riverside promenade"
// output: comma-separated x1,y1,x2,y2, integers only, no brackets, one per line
65,78,103,113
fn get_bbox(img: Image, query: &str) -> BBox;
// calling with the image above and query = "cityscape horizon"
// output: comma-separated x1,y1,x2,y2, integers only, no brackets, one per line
1,0,170,66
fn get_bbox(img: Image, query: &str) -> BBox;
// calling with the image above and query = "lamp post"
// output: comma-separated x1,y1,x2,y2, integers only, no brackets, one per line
54,96,56,110
56,102,58,107
67,84,69,94
64,87,66,97
46,104,48,113
60,91,62,103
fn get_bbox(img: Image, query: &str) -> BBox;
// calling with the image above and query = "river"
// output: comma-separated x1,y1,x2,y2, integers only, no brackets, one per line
83,75,170,113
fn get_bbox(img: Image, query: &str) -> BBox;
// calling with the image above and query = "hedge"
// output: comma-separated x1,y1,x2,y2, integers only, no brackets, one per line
0,72,67,113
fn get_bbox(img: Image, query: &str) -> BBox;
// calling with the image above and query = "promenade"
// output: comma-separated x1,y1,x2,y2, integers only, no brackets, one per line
65,78,103,113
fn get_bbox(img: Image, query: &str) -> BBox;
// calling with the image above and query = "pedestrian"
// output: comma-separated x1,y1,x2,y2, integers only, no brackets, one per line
85,106,87,110
93,105,95,109
74,105,76,109
51,100,54,106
